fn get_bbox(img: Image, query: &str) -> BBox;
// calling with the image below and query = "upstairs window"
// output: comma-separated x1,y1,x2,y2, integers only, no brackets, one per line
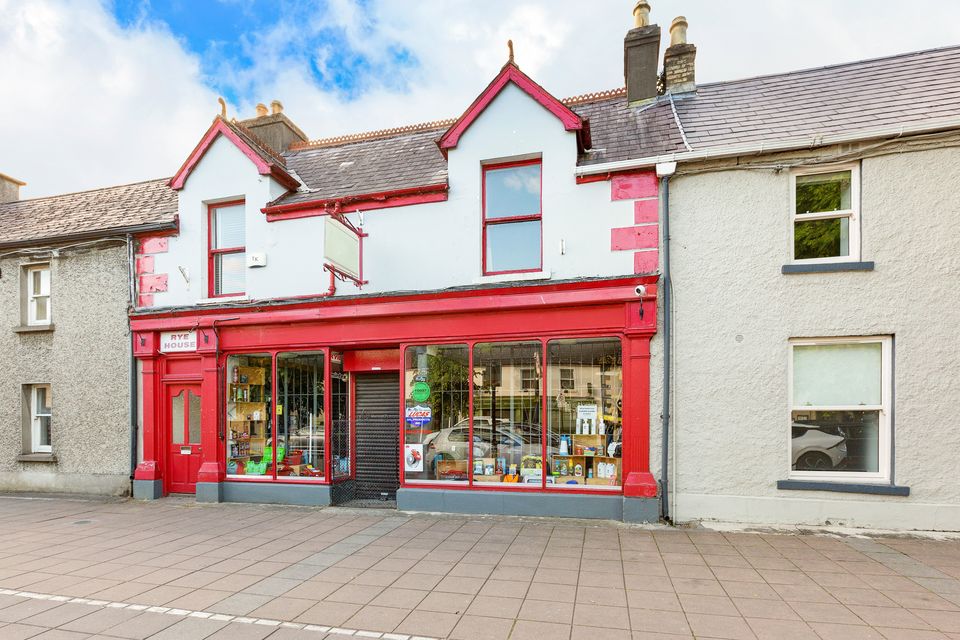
208,200,246,297
25,264,51,326
483,160,542,274
791,165,860,263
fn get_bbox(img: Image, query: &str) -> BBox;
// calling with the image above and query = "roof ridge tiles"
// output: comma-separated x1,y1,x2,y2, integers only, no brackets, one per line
697,44,960,91
289,87,628,152
0,177,172,206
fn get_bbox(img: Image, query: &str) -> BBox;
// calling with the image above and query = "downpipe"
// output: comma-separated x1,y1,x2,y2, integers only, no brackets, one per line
656,163,676,523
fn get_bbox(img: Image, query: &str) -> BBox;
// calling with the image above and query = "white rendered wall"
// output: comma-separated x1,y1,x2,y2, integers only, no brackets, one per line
151,83,636,308
660,145,960,530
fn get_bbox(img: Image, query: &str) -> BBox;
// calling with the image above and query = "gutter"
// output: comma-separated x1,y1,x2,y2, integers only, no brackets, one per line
576,115,960,176
0,220,178,251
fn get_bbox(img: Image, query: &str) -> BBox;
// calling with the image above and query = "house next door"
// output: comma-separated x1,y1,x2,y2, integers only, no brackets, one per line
166,384,202,494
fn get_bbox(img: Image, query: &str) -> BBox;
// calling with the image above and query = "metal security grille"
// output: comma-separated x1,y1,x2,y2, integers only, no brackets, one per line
354,373,400,501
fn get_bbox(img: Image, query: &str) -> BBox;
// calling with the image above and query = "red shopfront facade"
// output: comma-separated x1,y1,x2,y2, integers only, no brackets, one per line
130,276,660,522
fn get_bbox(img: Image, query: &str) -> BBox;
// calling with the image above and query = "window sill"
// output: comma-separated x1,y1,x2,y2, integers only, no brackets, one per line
473,270,552,285
13,324,55,334
777,479,909,496
17,453,57,463
782,261,874,274
197,296,249,305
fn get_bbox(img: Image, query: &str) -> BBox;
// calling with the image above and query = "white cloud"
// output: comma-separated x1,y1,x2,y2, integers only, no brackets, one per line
2,0,959,198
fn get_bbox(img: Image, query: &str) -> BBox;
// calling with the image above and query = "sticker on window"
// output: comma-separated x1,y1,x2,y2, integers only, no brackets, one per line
405,405,432,427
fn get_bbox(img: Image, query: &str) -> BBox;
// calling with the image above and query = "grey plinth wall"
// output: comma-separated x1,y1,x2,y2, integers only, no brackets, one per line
221,481,332,506
398,488,660,522
133,479,162,500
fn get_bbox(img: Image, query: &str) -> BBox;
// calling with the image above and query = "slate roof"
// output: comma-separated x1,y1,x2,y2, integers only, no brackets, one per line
0,178,178,248
580,45,960,165
279,127,449,206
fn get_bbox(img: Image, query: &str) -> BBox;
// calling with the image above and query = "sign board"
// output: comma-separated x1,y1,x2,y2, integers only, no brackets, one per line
576,403,599,434
160,331,197,353
404,444,424,472
324,216,361,280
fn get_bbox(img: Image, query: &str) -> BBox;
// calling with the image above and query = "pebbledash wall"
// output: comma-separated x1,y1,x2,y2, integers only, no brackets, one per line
0,245,132,495
658,140,960,531
143,84,643,308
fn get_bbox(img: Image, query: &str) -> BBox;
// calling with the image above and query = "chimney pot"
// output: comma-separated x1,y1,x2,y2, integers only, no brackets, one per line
633,1,651,28
270,100,283,115
669,16,688,46
664,16,696,94
255,103,269,117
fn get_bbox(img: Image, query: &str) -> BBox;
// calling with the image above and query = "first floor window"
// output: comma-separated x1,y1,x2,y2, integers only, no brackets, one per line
482,160,542,274
789,336,891,481
791,165,860,262
30,384,52,453
26,264,51,325
209,200,246,296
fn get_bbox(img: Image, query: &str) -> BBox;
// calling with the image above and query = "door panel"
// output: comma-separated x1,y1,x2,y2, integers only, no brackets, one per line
354,374,401,500
166,384,202,494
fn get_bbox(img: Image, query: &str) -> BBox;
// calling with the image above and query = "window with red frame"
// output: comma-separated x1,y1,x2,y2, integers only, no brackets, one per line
208,200,246,297
482,160,542,274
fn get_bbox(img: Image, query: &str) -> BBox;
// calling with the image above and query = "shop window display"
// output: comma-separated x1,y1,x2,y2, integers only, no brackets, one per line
548,339,623,488
226,354,272,477
402,344,470,482
277,352,325,479
472,342,544,486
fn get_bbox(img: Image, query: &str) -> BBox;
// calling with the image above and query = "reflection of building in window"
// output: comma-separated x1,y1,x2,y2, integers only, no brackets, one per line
520,367,539,391
559,367,575,390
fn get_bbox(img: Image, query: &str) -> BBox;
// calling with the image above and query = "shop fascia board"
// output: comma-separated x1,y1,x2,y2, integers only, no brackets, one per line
129,276,659,331
575,115,960,177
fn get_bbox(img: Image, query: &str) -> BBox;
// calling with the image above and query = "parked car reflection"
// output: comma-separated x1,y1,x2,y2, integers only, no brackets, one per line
791,423,847,471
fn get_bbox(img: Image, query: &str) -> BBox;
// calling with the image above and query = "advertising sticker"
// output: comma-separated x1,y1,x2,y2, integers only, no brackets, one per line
405,405,432,427
404,444,424,472
411,381,431,402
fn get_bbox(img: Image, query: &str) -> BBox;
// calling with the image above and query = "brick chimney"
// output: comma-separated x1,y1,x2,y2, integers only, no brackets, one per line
238,100,309,152
0,173,25,203
624,1,661,104
663,16,696,94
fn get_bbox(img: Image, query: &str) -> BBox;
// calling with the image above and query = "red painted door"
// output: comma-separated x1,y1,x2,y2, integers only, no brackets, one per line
166,384,202,494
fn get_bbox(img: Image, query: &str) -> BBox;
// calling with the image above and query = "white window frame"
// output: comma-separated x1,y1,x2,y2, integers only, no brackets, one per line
790,163,860,264
30,384,52,453
26,264,51,326
787,336,892,483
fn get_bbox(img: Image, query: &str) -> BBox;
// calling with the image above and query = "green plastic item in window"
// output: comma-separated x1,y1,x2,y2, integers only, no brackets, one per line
246,459,267,475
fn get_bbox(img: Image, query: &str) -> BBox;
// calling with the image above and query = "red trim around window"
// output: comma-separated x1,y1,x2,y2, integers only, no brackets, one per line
207,200,246,298
481,159,543,276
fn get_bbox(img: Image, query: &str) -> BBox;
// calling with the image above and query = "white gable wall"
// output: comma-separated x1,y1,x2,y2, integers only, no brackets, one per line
148,83,637,309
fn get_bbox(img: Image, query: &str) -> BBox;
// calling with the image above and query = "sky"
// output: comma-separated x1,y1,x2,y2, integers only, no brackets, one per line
2,0,959,198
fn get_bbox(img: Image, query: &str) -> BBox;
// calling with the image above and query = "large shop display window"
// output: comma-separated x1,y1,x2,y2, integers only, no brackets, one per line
402,339,623,490
403,345,470,483
227,353,325,480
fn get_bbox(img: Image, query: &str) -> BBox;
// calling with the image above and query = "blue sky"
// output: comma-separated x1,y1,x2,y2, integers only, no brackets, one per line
3,0,960,197
111,0,417,104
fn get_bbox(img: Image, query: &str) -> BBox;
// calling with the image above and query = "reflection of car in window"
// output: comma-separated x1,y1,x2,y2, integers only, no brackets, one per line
792,423,847,471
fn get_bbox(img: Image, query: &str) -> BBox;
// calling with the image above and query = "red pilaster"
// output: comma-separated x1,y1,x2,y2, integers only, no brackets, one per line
196,329,222,483
133,332,161,482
